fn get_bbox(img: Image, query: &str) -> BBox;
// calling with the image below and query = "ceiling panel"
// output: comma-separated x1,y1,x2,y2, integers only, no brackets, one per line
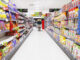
12,0,71,8
11,0,71,16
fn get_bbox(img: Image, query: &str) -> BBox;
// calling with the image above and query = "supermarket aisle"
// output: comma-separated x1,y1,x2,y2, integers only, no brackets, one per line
11,28,70,60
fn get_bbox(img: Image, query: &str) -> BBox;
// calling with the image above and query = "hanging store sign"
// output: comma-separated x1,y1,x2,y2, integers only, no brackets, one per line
49,8,60,12
18,9,28,12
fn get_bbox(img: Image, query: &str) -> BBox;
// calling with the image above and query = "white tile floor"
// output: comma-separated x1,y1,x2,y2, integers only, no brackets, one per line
11,28,70,60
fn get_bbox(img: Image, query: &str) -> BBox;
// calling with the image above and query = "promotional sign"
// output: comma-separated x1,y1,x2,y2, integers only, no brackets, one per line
32,12,42,17
49,8,60,12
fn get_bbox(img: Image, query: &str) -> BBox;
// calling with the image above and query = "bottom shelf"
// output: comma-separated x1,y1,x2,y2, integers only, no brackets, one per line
46,29,76,60
2,28,33,60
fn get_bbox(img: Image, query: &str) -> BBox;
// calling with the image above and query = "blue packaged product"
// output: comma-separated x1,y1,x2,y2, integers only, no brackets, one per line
12,39,16,47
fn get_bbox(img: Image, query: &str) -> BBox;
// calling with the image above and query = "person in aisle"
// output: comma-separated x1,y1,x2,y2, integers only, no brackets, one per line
37,19,42,31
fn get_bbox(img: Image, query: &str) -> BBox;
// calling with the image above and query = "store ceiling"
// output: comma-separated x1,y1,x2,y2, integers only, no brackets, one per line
11,0,71,15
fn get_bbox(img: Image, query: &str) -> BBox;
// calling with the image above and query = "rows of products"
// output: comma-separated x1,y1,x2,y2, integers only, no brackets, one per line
46,26,80,60
0,0,33,60
45,0,80,60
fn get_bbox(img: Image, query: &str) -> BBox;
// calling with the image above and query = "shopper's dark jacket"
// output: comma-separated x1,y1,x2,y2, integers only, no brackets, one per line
37,21,41,25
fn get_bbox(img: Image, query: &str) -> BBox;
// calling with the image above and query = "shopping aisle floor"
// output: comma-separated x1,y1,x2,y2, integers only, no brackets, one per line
11,28,70,60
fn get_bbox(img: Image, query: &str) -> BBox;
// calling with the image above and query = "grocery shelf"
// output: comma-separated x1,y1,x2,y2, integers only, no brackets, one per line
0,1,33,60
44,1,80,60
13,27,18,30
0,6,3,8
54,19,67,22
11,20,17,22
18,25,25,27
54,25,60,29
18,28,25,32
53,25,76,31
9,10,17,14
18,18,25,20
18,22,23,23
2,28,33,60
65,26,76,31
0,35,17,44
0,19,7,21
68,17,78,20
20,29,26,36
0,30,9,34
51,27,80,45
46,29,76,60
20,32,24,36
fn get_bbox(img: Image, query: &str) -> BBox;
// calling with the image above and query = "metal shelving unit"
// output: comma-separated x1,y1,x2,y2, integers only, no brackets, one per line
2,28,33,60
46,29,76,60
51,26,80,45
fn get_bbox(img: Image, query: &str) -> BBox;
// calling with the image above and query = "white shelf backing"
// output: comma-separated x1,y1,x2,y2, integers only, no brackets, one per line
46,29,76,60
